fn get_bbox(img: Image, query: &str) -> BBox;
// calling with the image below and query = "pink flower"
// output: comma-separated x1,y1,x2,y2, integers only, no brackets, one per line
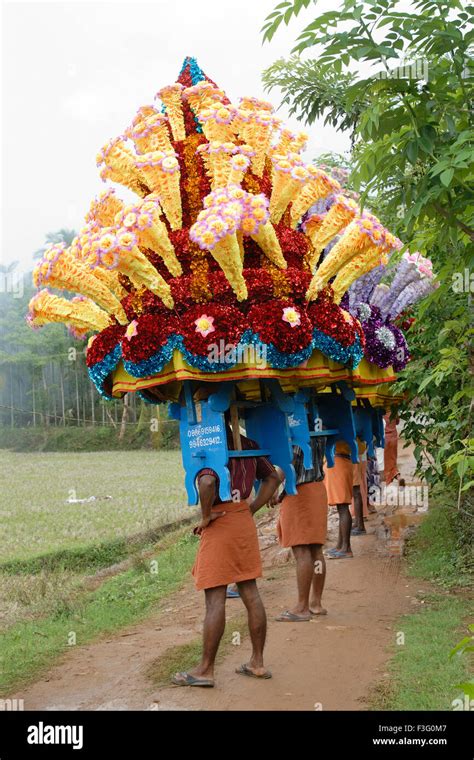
282,307,301,328
125,320,138,341
194,314,215,337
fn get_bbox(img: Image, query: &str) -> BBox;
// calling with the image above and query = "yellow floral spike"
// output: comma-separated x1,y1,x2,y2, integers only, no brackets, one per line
290,166,341,228
155,84,186,142
306,217,386,301
183,82,224,113
130,105,158,128
250,221,287,269
120,196,182,277
27,289,112,333
236,230,245,262
76,232,127,301
273,128,297,157
125,113,174,155
98,228,174,309
332,247,390,304
227,152,251,187
134,152,182,230
86,189,124,228
97,137,150,197
210,233,248,301
269,160,309,224
33,244,128,323
196,103,236,143
307,195,359,266
243,111,278,178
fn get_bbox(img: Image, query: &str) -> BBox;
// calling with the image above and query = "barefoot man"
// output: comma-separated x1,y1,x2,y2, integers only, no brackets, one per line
272,437,328,622
172,420,281,688
325,441,354,559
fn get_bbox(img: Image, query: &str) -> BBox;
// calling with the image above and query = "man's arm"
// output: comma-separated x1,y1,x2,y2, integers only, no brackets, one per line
194,473,225,534
248,470,282,516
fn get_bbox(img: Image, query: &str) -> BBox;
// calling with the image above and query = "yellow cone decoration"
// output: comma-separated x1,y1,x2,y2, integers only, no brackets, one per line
96,229,174,308
114,197,182,277
125,113,174,155
306,195,359,266
196,103,236,143
27,289,112,333
33,244,128,323
306,215,387,301
86,189,124,228
269,159,309,224
74,231,127,300
134,151,182,230
290,166,341,228
96,137,150,197
332,247,390,304
155,84,186,142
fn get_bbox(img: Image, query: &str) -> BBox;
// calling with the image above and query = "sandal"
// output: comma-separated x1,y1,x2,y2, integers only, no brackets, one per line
327,550,353,559
275,610,311,622
235,664,272,679
172,671,214,687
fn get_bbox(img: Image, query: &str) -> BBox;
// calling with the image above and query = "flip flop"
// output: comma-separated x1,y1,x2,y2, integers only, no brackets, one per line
328,550,353,559
172,671,214,687
236,664,272,679
275,610,311,622
351,528,367,536
226,587,240,598
325,547,340,556
310,608,328,616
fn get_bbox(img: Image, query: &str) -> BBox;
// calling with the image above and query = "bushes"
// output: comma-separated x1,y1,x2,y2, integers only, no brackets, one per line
0,423,180,452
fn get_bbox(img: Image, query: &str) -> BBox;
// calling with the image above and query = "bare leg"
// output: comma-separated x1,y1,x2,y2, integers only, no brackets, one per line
309,544,327,614
352,485,366,531
236,579,270,676
337,504,352,553
276,545,313,620
187,585,226,680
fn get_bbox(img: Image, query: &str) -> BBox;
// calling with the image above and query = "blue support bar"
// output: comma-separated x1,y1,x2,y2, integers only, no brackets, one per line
353,404,375,458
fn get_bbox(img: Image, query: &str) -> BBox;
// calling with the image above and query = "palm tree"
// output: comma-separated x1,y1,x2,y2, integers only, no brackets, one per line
33,228,77,260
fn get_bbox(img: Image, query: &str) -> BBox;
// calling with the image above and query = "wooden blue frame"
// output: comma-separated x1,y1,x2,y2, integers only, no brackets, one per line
169,379,297,506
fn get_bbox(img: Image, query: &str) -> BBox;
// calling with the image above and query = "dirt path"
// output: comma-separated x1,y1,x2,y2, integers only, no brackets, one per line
11,514,424,711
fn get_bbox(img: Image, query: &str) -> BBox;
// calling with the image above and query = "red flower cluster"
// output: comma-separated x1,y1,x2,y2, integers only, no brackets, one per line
275,225,309,269
86,324,125,367
121,313,178,363
285,268,312,300
180,303,245,356
307,298,358,348
247,299,313,353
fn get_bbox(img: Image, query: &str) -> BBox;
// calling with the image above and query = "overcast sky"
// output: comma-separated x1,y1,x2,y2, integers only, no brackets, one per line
1,0,352,271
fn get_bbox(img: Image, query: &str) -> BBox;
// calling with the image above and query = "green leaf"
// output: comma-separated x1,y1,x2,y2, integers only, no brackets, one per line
406,139,419,164
440,168,455,187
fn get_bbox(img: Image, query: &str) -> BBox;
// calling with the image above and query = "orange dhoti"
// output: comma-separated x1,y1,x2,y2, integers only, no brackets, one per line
277,481,328,547
192,500,262,591
350,460,368,517
325,454,353,505
384,416,399,484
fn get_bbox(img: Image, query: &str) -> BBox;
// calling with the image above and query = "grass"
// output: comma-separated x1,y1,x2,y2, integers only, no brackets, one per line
145,615,248,687
0,529,199,697
0,450,188,562
369,493,473,711
369,594,471,710
404,496,473,588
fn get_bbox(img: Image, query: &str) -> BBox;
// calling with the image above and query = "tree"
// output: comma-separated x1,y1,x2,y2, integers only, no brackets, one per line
33,228,77,260
262,0,473,499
